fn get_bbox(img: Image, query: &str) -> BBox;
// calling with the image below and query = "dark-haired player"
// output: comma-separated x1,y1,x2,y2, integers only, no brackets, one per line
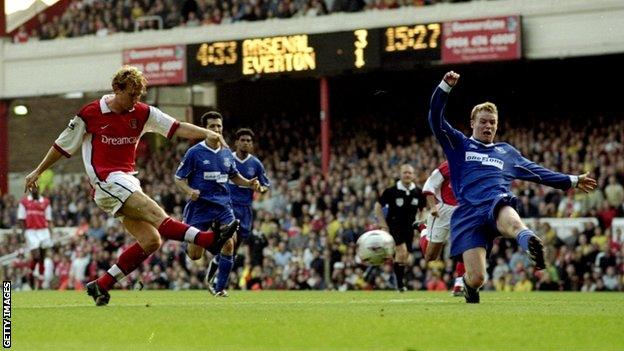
175,112,261,297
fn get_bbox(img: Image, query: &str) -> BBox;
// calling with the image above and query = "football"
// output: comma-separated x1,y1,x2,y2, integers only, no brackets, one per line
356,230,396,265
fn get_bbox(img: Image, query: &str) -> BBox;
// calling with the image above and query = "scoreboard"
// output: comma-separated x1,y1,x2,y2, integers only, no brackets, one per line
186,23,442,82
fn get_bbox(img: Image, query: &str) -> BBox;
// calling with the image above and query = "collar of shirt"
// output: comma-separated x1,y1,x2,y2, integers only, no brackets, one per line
469,136,495,147
200,141,221,153
26,195,45,202
100,94,135,114
396,181,416,194
233,152,252,163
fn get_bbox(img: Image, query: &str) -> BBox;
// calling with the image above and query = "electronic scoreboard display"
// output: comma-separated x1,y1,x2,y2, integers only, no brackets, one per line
187,22,442,82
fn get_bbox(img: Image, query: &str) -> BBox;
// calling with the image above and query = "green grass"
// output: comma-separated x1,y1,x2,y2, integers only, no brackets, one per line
11,290,624,351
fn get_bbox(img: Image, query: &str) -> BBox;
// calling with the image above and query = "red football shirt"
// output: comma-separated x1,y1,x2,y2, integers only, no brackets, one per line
423,161,458,206
17,196,51,229
53,95,180,183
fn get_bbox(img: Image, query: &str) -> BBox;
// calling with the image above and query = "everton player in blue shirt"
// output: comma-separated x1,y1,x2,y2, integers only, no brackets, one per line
175,112,261,297
428,71,596,303
204,128,270,290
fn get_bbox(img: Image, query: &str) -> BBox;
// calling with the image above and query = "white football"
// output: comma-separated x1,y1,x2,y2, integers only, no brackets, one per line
356,230,395,265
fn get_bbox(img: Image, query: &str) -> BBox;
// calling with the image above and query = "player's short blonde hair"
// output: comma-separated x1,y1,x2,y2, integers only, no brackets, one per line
111,65,147,95
470,102,498,121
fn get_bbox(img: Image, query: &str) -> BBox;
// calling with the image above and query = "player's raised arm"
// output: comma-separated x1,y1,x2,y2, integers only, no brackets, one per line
513,151,597,192
428,71,466,151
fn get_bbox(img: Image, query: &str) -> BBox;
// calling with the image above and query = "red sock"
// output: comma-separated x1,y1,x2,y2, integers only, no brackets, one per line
97,243,149,291
158,217,215,248
455,262,466,277
96,273,116,292
419,235,429,254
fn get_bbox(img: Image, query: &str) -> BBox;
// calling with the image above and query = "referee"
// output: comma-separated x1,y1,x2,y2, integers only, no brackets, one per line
374,164,426,291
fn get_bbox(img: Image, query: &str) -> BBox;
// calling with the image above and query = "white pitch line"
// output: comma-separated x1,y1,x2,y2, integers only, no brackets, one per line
15,298,456,309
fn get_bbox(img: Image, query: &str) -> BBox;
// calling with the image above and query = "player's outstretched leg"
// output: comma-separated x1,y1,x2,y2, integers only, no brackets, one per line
87,241,150,306
497,206,546,270
86,280,111,306
160,217,239,255
513,228,545,269
525,233,546,270
208,220,240,256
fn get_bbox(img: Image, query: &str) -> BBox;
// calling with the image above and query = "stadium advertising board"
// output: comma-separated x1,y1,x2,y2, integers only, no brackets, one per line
441,15,521,64
123,45,187,85
187,23,443,82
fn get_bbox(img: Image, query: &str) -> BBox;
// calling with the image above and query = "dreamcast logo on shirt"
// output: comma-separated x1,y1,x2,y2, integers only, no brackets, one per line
101,135,139,145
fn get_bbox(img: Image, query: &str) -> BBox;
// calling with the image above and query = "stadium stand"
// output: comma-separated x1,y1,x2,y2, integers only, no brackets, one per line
12,0,482,42
1,112,622,292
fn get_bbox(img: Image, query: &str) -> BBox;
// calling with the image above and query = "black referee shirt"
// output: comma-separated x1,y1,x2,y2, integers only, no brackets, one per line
378,181,426,231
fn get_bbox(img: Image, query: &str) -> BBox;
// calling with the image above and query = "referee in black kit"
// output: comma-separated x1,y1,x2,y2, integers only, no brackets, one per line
374,164,426,292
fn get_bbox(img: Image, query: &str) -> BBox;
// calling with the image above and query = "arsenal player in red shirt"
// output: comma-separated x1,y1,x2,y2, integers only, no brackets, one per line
421,161,465,296
17,188,52,289
24,66,239,306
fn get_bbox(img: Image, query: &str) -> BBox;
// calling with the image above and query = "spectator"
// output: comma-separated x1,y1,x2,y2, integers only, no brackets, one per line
13,26,29,43
604,175,624,212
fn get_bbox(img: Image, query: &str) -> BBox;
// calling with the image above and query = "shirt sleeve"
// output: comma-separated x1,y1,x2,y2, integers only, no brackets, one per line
53,117,86,158
175,149,195,180
423,168,444,197
144,106,180,139
256,159,271,187
512,147,574,190
418,190,428,210
227,152,240,178
378,188,390,206
17,203,26,220
428,81,468,155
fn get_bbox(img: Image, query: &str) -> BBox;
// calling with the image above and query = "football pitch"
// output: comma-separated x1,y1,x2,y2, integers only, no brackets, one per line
11,291,624,351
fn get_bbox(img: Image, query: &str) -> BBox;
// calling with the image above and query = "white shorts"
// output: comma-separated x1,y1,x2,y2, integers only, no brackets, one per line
94,172,142,216
25,228,52,250
426,204,457,243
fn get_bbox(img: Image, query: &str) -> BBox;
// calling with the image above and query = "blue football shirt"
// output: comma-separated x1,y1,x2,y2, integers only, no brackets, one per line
175,141,239,206
428,81,576,207
228,152,270,206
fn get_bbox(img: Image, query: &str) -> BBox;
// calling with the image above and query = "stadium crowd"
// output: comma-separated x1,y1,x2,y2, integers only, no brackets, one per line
0,113,623,293
14,0,478,43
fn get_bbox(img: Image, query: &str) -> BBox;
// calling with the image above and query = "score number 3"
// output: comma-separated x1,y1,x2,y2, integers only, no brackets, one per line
354,29,368,69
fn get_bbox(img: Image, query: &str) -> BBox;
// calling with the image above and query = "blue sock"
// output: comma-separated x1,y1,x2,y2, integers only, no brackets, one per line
517,229,535,251
214,255,233,292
